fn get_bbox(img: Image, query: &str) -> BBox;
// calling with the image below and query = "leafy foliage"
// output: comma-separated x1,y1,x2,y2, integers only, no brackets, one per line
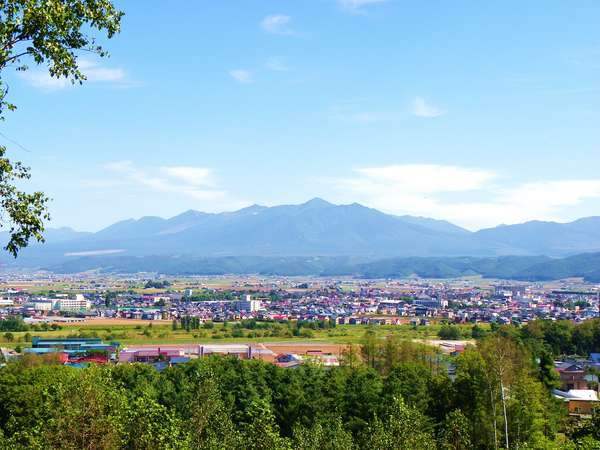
0,327,597,449
438,324,463,340
0,0,123,256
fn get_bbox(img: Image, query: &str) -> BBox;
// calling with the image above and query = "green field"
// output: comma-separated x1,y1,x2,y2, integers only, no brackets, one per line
0,322,480,348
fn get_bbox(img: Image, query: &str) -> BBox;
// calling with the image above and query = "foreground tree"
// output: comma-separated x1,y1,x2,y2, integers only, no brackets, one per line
0,0,123,256
479,335,524,449
292,416,354,450
242,398,291,450
360,397,436,450
42,367,128,449
125,393,186,450
186,375,240,449
0,347,578,449
440,410,471,450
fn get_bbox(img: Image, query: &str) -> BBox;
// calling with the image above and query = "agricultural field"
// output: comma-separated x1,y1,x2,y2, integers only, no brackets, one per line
0,321,478,349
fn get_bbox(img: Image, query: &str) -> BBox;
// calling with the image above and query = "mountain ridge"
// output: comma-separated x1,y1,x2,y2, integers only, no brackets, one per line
2,199,600,270
45,252,600,282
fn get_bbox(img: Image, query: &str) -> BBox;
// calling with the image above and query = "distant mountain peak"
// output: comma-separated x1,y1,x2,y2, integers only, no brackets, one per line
171,209,208,220
237,203,267,212
137,215,164,223
302,197,334,208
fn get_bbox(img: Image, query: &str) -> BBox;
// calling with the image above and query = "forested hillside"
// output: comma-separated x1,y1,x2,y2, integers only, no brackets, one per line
46,252,600,282
2,321,600,449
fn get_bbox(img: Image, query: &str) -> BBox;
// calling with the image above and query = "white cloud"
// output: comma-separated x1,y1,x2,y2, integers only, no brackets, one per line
229,69,253,84
412,97,445,118
104,160,134,172
260,14,294,35
19,57,127,90
78,58,125,82
159,166,215,187
499,181,600,214
19,72,71,90
338,0,388,14
104,161,226,201
332,164,600,230
266,58,290,72
354,165,495,193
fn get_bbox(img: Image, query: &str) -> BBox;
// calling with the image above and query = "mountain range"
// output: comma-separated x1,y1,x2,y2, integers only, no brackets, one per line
44,253,600,282
2,198,600,279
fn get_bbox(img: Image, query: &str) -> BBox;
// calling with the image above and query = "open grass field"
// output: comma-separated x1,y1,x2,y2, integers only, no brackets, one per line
0,321,479,350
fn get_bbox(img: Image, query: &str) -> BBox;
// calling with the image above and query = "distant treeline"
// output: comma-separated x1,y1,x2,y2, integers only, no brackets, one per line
438,319,600,357
173,318,336,339
185,290,282,303
186,291,235,301
143,280,172,289
519,319,600,357
0,317,61,333
2,323,600,448
48,252,600,281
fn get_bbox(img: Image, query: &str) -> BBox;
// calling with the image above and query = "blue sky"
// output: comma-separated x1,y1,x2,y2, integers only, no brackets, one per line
2,0,600,231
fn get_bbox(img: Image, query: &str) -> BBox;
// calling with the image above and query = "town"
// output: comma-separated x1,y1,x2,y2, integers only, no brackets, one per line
1,0,599,447
1,273,599,423
1,273,598,327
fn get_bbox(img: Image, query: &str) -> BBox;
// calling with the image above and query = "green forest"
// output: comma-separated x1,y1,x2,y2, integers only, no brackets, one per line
1,321,600,449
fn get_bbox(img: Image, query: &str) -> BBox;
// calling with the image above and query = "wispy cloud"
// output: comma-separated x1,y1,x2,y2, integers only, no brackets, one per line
229,69,253,84
352,165,495,193
103,161,226,201
265,57,290,72
260,14,295,35
412,97,445,118
332,164,600,230
159,166,215,187
499,181,600,213
338,0,388,14
19,57,129,90
19,72,72,90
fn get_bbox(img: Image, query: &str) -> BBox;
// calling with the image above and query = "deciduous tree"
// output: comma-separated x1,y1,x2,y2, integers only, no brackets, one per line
0,0,123,256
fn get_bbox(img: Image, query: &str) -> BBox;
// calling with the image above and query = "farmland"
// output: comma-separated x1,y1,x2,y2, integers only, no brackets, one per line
1,320,476,350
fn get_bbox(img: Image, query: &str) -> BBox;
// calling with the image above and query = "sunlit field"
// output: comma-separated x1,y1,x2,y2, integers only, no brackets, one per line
0,321,479,348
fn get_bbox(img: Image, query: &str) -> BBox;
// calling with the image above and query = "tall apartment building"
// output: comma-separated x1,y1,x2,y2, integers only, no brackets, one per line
235,295,262,312
57,294,90,312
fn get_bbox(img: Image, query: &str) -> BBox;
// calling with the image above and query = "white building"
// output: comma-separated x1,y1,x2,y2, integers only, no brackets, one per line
235,295,262,312
57,294,90,311
29,300,55,311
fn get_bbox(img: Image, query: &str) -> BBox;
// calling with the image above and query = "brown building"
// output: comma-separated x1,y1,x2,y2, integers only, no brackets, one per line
554,389,599,418
558,364,588,391
568,399,598,417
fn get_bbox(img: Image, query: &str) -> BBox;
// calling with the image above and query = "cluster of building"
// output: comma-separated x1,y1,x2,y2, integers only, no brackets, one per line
0,293,90,317
1,337,340,371
1,278,599,326
553,354,600,417
23,337,119,366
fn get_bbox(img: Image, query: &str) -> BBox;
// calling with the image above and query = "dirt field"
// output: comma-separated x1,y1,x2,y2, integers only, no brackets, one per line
417,339,473,353
263,342,351,356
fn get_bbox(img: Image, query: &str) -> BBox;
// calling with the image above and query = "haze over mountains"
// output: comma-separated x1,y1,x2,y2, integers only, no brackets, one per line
3,198,600,279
